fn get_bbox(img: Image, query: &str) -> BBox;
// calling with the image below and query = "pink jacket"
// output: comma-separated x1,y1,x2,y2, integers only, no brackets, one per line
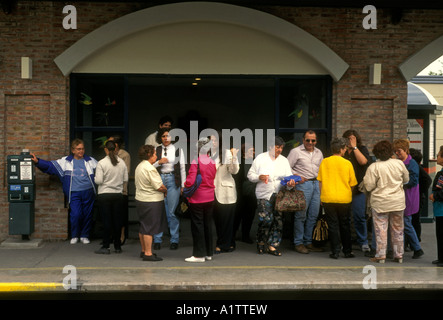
185,155,216,203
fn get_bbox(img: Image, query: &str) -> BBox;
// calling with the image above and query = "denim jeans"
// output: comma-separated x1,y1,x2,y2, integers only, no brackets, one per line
351,192,369,246
154,173,180,244
293,180,321,246
404,214,421,251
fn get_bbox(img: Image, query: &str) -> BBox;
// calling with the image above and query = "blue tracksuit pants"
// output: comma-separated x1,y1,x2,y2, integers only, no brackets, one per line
69,188,95,238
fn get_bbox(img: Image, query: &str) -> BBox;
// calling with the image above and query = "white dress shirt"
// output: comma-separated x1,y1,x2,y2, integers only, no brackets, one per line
247,151,293,201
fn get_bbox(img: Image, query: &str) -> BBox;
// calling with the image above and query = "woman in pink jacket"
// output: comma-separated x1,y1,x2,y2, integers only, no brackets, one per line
184,137,217,263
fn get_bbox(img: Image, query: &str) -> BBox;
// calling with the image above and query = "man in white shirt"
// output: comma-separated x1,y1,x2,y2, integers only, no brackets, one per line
145,115,173,147
247,137,295,256
287,130,324,254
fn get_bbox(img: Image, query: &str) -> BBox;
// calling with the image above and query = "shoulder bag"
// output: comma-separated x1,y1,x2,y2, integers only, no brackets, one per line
182,160,202,198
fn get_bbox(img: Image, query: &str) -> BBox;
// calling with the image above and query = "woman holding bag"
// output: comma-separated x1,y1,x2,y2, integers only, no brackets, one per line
184,137,217,263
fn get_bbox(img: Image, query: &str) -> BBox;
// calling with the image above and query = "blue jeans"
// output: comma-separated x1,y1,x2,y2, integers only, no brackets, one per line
351,192,369,246
293,180,321,246
154,173,180,244
404,214,421,251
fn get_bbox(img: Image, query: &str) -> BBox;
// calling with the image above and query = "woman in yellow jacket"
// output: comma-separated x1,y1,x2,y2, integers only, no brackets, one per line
317,137,357,259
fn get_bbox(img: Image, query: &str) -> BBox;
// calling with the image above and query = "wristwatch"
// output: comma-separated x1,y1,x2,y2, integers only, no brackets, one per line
353,146,358,150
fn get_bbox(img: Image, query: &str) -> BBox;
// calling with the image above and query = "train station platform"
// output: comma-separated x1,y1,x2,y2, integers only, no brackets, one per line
1,218,442,306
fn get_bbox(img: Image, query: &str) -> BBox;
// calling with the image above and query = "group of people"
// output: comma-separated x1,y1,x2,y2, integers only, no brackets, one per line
30,116,443,267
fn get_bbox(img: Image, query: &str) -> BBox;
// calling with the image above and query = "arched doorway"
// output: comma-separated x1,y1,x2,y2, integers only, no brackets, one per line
58,2,348,161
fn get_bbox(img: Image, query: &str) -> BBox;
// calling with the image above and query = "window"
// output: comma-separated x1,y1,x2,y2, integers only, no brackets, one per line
277,77,332,155
70,74,127,160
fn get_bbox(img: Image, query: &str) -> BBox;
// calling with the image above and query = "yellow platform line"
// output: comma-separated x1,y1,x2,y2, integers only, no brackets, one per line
0,282,64,292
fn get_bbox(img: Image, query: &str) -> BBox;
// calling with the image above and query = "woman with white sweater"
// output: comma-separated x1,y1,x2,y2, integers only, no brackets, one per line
211,134,240,254
94,140,129,254
363,140,409,263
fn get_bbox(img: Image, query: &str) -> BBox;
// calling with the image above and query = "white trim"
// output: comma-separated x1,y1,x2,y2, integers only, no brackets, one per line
54,2,349,81
399,35,443,81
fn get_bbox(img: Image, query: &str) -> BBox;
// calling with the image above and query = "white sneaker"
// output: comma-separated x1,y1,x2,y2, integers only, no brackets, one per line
185,256,205,263
80,237,90,244
205,256,213,261
70,237,79,244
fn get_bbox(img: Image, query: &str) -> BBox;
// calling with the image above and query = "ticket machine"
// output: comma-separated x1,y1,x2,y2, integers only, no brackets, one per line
7,150,35,236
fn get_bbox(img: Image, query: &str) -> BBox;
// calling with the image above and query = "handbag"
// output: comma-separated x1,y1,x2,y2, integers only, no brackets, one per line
313,215,329,241
274,187,306,212
182,161,202,198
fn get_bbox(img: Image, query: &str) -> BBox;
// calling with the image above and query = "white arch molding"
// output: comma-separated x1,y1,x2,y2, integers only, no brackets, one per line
54,2,349,81
400,35,443,81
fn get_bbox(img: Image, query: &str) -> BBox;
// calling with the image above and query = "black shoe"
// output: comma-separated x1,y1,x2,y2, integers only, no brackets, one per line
114,248,122,253
344,252,355,258
412,249,424,259
432,259,442,264
95,247,110,254
143,254,163,261
153,243,161,250
329,253,339,259
140,252,157,258
170,243,178,250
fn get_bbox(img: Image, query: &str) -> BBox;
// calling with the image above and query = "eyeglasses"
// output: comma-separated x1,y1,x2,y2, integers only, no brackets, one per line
305,139,316,143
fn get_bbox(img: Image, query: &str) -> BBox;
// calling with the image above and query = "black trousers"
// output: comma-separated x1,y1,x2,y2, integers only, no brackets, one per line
214,200,236,250
233,194,256,242
189,201,214,258
323,203,352,255
97,193,124,249
436,216,443,262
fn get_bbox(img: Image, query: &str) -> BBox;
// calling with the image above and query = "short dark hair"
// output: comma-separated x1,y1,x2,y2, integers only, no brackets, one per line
372,140,393,161
274,136,285,147
138,144,155,161
303,130,317,139
409,148,423,164
158,115,173,126
156,127,170,144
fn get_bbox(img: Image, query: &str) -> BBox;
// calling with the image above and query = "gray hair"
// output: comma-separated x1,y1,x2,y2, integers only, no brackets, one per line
197,137,211,154
330,137,348,154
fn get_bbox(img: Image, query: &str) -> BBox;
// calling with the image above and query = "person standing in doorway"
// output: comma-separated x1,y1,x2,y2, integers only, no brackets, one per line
94,140,128,254
342,129,371,253
152,127,186,250
184,137,217,263
108,135,131,245
145,115,173,148
247,136,296,256
31,139,98,244
287,130,324,254
212,133,240,254
135,144,168,262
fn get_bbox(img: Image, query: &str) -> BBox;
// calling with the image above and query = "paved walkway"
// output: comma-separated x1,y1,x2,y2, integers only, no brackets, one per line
1,217,442,301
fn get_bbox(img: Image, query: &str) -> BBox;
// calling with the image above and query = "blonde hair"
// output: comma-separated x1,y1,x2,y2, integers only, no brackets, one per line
393,139,410,154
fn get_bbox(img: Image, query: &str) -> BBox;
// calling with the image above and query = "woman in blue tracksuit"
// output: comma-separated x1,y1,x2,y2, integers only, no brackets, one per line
31,139,98,244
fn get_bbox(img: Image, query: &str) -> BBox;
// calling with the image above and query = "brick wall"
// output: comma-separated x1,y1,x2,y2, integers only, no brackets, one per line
0,2,442,240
